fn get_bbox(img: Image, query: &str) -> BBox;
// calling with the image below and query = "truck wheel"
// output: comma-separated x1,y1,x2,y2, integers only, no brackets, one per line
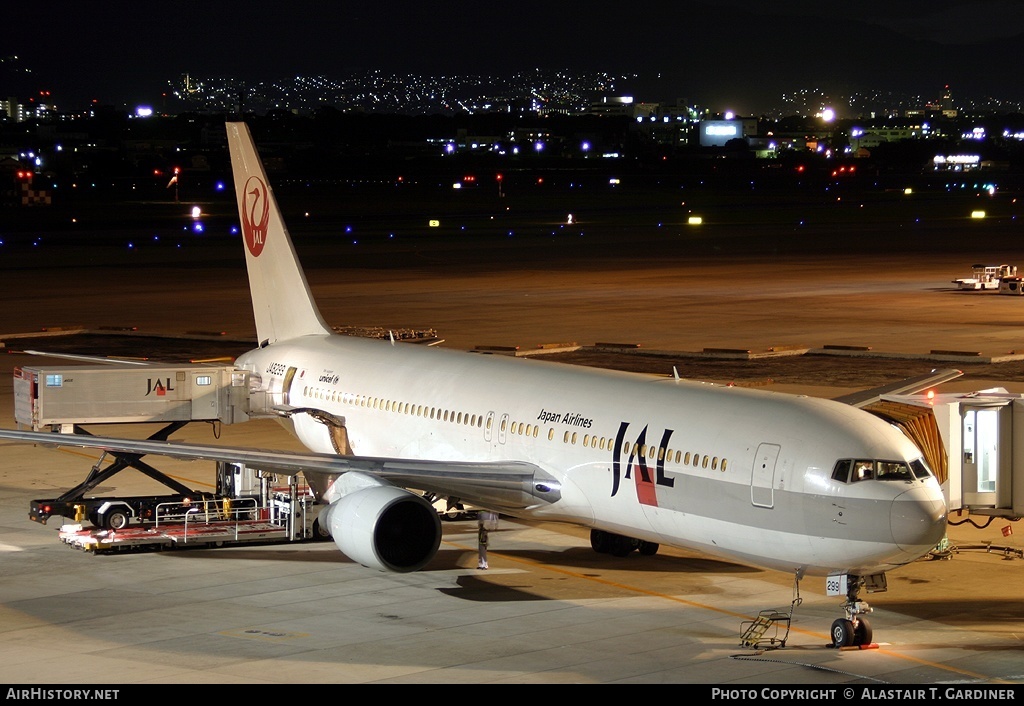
105,509,130,530
311,517,331,541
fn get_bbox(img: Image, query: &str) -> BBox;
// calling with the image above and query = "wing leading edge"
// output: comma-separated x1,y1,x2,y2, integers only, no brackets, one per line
0,428,561,511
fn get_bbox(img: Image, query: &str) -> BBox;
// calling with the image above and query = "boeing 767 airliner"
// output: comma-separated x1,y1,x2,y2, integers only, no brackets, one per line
0,122,950,649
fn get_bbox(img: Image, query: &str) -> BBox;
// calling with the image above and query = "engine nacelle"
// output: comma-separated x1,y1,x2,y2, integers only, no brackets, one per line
320,485,442,573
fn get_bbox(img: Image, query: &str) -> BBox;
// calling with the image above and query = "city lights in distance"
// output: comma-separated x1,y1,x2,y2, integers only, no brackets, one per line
934,154,980,171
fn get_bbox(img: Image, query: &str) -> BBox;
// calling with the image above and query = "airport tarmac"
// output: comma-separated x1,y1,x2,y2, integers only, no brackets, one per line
1,246,1023,686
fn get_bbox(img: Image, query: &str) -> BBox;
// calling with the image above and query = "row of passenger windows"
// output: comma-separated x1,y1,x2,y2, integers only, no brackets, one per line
499,418,729,471
305,385,728,473
304,386,487,429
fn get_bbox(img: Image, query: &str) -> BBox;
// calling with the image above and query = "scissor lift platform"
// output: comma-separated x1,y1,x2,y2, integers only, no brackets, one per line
58,517,292,553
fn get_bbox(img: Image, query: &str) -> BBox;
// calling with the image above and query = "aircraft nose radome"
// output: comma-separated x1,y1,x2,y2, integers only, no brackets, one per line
891,486,947,552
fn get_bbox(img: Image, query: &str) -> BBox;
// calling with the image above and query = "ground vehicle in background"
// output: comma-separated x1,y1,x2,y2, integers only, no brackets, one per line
953,264,1016,290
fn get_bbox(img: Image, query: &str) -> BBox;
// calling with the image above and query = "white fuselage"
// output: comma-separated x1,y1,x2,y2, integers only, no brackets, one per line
235,334,948,578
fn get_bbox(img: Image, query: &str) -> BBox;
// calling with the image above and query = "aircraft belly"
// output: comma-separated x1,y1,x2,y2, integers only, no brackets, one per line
292,414,337,455
691,517,916,575
553,462,654,535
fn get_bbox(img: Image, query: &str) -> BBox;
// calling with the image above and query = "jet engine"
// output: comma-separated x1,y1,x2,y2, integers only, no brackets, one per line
319,485,442,573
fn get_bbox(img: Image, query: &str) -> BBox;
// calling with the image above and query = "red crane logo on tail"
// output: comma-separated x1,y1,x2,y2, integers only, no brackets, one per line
241,176,270,257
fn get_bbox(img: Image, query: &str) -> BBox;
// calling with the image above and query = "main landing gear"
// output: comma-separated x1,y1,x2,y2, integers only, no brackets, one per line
590,529,659,557
828,574,877,648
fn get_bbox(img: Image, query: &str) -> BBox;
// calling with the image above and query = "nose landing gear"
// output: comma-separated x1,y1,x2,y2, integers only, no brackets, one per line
828,574,881,648
830,613,873,648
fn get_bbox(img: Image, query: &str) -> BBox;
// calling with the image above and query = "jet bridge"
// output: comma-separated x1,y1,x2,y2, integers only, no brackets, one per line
868,389,1024,521
13,363,257,529
14,363,252,430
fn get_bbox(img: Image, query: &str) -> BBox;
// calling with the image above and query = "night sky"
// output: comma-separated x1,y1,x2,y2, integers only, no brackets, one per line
6,0,1024,113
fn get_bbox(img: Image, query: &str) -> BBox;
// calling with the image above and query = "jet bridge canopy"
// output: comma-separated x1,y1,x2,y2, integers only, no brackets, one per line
874,390,1024,520
864,400,949,484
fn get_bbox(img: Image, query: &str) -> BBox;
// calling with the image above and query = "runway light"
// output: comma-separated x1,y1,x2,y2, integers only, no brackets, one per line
191,206,201,219
971,210,986,219
688,216,703,225
904,188,913,195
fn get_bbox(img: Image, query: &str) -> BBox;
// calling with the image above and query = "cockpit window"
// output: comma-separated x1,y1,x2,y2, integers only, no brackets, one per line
833,458,922,483
909,458,933,480
913,457,937,479
831,459,851,483
875,461,915,480
853,460,874,481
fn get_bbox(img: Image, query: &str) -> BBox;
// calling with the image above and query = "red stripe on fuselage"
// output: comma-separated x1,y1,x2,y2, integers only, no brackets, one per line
634,463,658,506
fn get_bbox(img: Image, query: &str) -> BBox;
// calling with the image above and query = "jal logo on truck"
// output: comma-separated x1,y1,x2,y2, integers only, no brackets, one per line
145,378,175,397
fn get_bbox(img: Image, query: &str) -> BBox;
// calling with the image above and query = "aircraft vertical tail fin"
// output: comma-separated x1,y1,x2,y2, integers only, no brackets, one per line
226,121,332,346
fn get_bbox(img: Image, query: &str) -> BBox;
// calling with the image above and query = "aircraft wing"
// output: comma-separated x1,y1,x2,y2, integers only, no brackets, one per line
17,350,153,365
0,428,560,511
832,368,964,408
